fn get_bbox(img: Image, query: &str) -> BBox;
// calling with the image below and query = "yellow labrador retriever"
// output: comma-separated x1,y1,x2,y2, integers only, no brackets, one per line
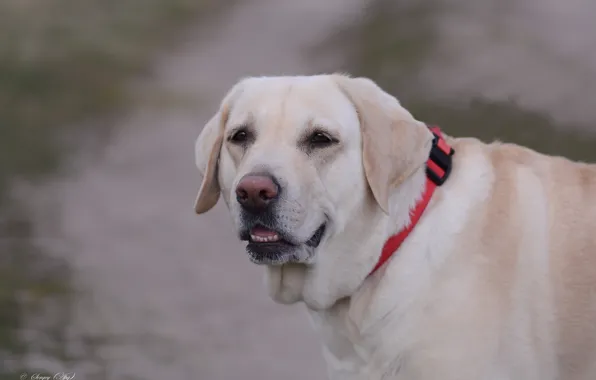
193,73,596,380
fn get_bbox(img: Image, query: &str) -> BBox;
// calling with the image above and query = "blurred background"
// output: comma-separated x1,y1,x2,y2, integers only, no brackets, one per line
0,0,595,379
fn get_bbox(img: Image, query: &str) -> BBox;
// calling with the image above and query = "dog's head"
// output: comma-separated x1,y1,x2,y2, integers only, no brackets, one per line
194,74,433,305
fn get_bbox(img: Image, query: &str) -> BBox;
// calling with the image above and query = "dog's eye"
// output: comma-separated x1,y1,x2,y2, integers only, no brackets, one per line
229,128,251,144
308,131,336,148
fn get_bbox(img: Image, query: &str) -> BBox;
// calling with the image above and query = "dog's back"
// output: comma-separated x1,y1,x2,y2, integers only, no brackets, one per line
541,150,596,378
449,138,596,379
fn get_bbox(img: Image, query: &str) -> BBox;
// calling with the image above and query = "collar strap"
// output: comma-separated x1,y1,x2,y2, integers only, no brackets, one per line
368,125,454,276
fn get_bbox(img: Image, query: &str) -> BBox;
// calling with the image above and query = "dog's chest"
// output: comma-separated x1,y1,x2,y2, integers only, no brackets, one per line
307,303,375,380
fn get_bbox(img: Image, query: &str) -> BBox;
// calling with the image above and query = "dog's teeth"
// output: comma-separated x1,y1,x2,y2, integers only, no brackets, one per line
250,233,280,243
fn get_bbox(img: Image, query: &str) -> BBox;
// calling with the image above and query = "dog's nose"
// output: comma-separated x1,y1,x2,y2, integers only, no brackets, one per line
235,174,279,213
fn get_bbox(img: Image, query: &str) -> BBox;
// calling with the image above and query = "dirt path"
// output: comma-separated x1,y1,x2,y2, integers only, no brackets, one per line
23,1,363,379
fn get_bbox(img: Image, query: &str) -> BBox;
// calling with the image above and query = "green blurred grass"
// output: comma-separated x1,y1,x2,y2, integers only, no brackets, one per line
0,0,226,376
340,0,596,162
0,0,226,199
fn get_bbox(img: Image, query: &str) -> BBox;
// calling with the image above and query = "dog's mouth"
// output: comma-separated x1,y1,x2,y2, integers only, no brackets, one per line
305,223,326,248
239,223,326,265
240,223,326,247
248,225,289,244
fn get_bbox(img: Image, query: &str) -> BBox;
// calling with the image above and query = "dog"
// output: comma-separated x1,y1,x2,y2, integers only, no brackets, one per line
193,73,596,380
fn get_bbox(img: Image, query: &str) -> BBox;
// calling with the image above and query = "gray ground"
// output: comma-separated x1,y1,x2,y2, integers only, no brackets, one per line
19,1,364,379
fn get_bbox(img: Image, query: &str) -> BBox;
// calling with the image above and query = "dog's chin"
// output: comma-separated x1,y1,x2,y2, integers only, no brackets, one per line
246,243,311,265
241,224,326,266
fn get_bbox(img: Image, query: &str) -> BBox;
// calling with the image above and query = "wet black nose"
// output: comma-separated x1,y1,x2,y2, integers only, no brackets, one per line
235,174,279,213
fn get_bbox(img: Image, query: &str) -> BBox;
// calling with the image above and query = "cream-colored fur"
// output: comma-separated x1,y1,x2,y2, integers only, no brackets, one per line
193,73,596,380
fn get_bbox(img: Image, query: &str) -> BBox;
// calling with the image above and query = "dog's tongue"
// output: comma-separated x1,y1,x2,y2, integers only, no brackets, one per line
250,226,277,238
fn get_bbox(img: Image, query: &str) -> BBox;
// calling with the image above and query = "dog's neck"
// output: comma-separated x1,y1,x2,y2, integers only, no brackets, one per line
303,167,432,378
263,165,443,378
265,165,429,310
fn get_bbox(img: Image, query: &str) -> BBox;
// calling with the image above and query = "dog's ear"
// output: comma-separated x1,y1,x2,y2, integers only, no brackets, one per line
194,80,248,214
193,105,229,214
332,74,433,214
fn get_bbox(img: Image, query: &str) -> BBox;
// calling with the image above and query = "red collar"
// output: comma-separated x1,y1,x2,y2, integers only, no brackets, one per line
369,126,454,276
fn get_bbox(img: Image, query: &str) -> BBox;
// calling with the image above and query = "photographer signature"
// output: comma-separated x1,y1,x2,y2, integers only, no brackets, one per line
20,372,76,380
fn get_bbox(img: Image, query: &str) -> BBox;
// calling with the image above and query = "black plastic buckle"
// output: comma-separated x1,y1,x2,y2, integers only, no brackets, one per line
426,131,454,186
